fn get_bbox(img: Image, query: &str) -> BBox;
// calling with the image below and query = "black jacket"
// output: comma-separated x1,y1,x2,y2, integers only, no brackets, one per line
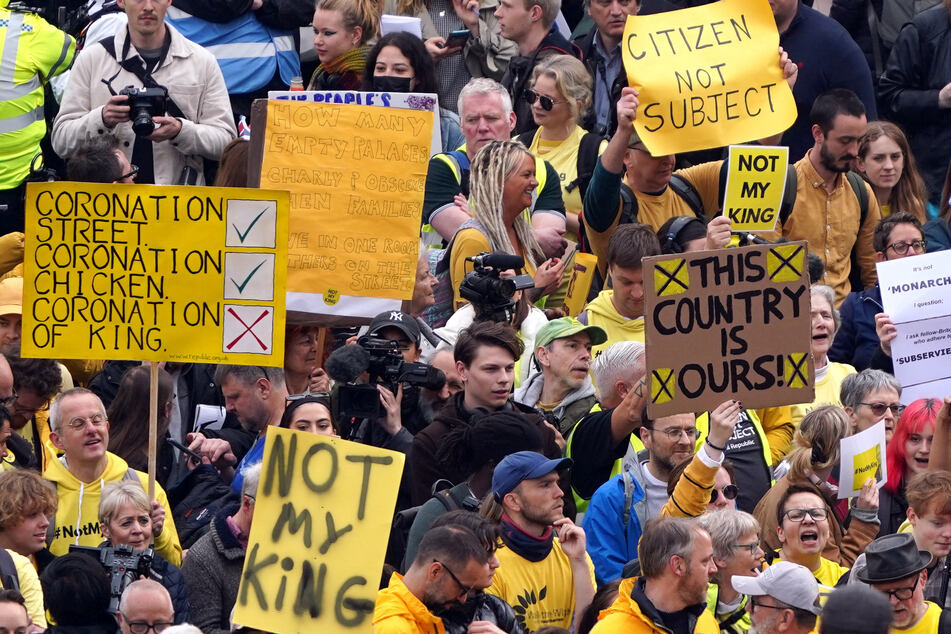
573,28,626,137
441,592,526,634
878,4,951,203
502,27,583,135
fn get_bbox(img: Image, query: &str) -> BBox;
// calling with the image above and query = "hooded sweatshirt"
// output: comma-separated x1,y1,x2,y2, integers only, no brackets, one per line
373,572,445,634
582,291,644,357
514,370,597,436
43,451,181,566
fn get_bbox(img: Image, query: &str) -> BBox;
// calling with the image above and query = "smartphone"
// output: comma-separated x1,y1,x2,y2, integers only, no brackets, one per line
445,29,470,47
167,437,202,466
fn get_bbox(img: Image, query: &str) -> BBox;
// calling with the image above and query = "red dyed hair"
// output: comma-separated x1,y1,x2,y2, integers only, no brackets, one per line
884,398,940,494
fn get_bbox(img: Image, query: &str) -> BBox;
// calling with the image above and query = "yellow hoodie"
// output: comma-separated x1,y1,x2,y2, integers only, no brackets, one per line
593,577,719,634
43,451,181,566
372,572,445,634
584,290,645,357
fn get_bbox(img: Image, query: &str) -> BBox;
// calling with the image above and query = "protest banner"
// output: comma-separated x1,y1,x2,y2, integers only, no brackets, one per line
21,182,289,366
644,242,814,417
621,0,796,156
877,250,951,404
258,99,434,321
722,145,789,232
838,420,887,498
233,427,404,634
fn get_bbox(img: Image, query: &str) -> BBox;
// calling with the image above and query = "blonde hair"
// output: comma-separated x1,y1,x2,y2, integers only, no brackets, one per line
99,481,150,527
531,54,592,125
786,405,851,481
315,0,380,44
469,140,545,269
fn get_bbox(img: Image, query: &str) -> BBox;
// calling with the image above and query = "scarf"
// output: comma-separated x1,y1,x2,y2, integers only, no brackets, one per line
499,513,554,563
307,46,369,90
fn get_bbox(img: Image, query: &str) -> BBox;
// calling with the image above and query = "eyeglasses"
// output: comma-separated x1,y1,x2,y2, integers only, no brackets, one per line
0,390,16,407
65,414,108,430
118,164,139,182
435,560,473,600
710,484,739,504
732,539,761,556
749,596,791,612
886,240,925,255
120,618,174,634
782,507,828,523
525,89,566,111
876,573,920,601
646,426,699,441
859,402,904,417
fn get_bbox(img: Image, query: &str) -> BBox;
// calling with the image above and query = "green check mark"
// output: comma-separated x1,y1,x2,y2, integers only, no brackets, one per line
232,208,268,243
231,259,267,294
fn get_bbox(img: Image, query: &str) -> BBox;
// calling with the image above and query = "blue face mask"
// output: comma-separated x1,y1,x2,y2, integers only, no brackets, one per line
372,75,413,93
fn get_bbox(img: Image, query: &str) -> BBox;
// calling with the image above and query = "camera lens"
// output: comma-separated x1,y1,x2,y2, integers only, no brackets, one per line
131,107,155,138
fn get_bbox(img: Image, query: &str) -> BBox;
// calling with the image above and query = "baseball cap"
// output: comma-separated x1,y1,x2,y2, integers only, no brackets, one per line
731,561,822,616
534,317,607,350
491,451,572,502
367,311,421,346
0,277,22,316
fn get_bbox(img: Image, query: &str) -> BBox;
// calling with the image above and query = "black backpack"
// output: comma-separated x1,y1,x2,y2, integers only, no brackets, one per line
167,465,236,549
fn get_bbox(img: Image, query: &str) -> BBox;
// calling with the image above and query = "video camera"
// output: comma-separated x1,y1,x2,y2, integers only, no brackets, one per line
69,544,153,615
327,335,445,421
119,85,168,138
460,252,534,324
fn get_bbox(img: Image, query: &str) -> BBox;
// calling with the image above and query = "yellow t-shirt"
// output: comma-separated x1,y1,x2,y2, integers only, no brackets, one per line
789,362,856,427
487,537,596,632
898,601,941,633
775,553,849,587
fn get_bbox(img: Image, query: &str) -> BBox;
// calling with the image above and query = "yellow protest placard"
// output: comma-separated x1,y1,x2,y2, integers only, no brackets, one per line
621,0,796,155
852,444,883,492
260,101,433,302
233,427,404,634
21,182,288,365
722,146,789,232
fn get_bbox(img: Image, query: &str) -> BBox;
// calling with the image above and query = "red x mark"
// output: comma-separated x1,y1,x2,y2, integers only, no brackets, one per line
226,307,270,351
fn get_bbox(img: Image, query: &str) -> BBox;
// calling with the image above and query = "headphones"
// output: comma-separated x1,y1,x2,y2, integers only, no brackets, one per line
663,216,702,254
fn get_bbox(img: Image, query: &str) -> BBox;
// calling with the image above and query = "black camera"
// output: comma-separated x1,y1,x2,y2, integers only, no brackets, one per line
335,335,445,421
460,252,535,324
70,544,153,614
119,85,168,138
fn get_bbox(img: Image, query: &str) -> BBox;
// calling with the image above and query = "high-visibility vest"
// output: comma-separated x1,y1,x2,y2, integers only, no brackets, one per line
0,8,74,189
165,6,298,95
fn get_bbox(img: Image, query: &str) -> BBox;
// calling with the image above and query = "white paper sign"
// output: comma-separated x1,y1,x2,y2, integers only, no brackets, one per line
838,420,888,499
877,250,951,404
380,14,422,38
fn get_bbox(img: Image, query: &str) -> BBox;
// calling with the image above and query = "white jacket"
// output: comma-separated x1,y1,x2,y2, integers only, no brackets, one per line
52,23,235,185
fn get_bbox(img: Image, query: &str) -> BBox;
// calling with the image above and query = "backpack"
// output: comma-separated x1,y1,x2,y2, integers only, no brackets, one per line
0,550,18,591
167,464,236,549
390,483,471,570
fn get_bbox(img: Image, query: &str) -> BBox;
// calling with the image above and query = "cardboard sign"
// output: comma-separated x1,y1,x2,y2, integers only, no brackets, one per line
644,242,814,417
722,145,789,232
621,0,796,156
838,420,887,498
877,250,951,404
233,427,404,634
259,100,433,319
21,182,288,365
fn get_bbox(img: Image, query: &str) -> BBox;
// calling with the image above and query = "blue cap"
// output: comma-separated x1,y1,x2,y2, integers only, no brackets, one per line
491,451,572,502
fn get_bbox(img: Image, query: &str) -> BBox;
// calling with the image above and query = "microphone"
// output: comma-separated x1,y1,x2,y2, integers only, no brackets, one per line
324,344,370,383
468,252,525,271
415,316,449,348
732,231,773,245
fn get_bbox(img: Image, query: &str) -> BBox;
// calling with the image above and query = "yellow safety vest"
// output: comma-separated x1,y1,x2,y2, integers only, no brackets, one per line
0,7,75,188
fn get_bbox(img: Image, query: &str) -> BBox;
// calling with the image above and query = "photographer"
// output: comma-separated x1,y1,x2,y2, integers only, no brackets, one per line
98,482,189,623
338,311,441,453
51,0,235,185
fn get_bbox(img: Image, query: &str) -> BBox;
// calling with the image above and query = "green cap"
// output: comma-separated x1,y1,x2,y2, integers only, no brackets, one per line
534,317,607,350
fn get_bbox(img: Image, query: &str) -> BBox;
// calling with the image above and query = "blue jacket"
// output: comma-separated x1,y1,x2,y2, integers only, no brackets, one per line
779,2,877,160
829,284,884,371
581,470,646,585
924,217,951,253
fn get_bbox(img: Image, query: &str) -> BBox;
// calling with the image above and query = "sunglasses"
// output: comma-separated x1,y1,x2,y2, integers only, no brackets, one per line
859,402,904,417
710,484,738,504
525,89,566,111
